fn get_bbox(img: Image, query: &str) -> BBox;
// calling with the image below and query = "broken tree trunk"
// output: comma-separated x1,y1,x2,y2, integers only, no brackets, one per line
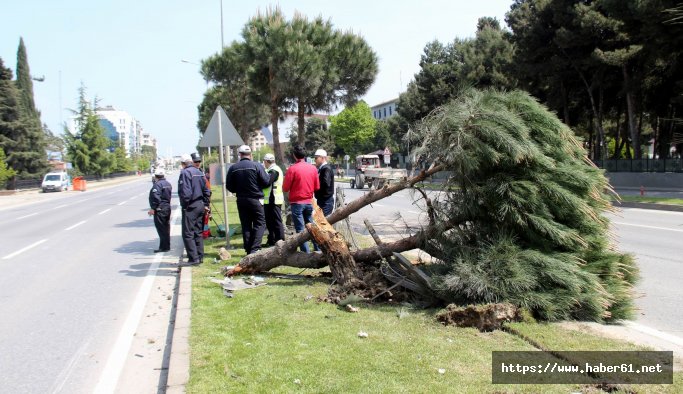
306,203,362,288
226,165,445,276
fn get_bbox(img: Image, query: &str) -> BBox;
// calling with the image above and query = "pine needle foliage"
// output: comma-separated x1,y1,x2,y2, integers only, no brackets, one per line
413,89,637,321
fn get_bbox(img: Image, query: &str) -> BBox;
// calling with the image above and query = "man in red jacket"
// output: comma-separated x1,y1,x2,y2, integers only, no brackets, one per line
282,145,320,252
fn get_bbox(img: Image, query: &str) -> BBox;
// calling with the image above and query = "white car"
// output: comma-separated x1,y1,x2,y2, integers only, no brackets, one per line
41,172,70,192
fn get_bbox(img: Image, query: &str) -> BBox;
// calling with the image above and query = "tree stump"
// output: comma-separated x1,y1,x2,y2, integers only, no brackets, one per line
306,202,363,289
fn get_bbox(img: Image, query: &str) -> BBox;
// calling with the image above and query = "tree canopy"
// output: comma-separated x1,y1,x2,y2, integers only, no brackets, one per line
329,101,376,158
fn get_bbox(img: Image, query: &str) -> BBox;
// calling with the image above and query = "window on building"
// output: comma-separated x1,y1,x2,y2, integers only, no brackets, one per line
389,106,392,115
383,108,387,117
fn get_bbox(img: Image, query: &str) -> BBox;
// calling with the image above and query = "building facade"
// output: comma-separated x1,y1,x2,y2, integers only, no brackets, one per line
371,98,398,121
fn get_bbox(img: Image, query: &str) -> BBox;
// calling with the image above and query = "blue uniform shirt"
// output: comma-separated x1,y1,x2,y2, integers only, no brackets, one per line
178,166,211,208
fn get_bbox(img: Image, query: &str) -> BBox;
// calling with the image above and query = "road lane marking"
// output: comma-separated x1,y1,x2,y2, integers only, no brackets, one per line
65,220,86,231
623,321,683,346
98,208,112,215
613,221,683,233
117,200,127,206
49,337,92,394
2,239,47,259
17,212,38,219
94,206,182,394
54,204,69,209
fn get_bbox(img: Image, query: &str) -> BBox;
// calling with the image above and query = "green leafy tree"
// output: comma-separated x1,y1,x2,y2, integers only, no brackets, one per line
288,117,336,155
0,147,16,187
111,146,132,172
329,101,376,157
64,84,112,176
14,37,48,177
415,89,637,321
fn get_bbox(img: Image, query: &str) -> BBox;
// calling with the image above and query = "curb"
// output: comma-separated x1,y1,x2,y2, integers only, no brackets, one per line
166,266,192,393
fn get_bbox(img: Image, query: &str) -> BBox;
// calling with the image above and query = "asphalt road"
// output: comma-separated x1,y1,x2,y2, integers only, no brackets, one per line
0,176,178,393
340,183,683,338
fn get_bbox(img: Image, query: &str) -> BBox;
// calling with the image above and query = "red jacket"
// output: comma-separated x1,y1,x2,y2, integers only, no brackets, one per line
283,159,320,204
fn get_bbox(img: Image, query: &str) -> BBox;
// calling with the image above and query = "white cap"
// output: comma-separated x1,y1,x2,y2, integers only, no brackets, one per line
238,145,252,154
314,149,327,157
154,168,165,176
263,153,275,161
180,153,193,163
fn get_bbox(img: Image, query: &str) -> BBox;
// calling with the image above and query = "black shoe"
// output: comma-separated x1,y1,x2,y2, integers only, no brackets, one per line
178,260,201,267
154,249,170,253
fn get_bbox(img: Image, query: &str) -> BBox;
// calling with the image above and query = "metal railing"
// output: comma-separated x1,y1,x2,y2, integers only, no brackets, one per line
593,158,683,173
6,171,138,190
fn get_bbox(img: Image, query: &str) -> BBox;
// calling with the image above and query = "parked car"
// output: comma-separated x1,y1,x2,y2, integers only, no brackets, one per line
41,172,70,192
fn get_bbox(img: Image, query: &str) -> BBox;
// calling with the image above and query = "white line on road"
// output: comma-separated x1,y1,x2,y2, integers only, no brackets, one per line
98,208,112,215
117,200,127,206
94,206,181,394
2,239,47,260
65,220,86,231
17,212,38,219
54,204,69,209
623,321,683,346
613,221,683,233
49,337,92,394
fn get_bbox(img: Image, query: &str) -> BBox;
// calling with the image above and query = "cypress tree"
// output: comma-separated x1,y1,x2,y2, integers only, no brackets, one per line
413,88,638,322
13,38,48,177
0,57,27,186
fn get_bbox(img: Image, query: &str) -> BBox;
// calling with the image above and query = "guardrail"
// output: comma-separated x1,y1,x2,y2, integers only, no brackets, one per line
593,158,683,173
5,171,138,190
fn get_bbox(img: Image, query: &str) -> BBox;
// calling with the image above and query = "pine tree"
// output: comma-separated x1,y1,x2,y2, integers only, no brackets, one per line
13,38,48,177
413,88,638,321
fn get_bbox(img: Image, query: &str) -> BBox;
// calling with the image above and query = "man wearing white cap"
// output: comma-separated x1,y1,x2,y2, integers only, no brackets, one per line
148,168,172,252
225,145,271,254
262,153,285,246
314,149,335,216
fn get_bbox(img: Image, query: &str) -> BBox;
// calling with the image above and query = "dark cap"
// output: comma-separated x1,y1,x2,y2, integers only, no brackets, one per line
191,153,202,162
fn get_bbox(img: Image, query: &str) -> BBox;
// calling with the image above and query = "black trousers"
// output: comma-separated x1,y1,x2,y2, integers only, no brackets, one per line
182,201,205,262
154,205,171,250
236,198,266,255
264,203,284,245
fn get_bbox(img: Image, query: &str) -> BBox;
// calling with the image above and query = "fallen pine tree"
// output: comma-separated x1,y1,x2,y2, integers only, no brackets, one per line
226,88,638,322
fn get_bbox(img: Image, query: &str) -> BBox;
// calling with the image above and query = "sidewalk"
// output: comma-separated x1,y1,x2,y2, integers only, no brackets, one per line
0,175,144,211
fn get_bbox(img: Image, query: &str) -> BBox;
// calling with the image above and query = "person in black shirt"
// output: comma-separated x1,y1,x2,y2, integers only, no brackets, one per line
225,145,270,254
314,149,335,216
148,168,172,253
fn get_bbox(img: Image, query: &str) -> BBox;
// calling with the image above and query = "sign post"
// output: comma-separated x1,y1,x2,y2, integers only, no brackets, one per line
200,106,244,248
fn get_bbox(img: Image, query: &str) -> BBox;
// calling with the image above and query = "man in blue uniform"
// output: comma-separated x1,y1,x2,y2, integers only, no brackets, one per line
178,153,211,266
225,145,271,255
148,168,172,253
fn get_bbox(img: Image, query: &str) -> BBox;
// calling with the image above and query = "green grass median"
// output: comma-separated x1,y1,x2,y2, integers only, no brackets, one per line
188,186,682,392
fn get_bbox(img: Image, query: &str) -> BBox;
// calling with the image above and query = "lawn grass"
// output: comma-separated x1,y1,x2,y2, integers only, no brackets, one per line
189,186,682,393
617,195,683,206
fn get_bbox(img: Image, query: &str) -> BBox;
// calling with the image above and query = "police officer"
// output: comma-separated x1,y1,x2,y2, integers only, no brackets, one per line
262,153,285,246
178,153,211,266
225,145,270,254
148,168,172,253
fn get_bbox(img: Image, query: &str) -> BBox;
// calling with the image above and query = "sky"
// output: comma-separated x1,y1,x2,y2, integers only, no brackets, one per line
2,0,513,158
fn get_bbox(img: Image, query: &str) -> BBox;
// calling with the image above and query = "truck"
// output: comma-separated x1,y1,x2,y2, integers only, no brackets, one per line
350,154,407,189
